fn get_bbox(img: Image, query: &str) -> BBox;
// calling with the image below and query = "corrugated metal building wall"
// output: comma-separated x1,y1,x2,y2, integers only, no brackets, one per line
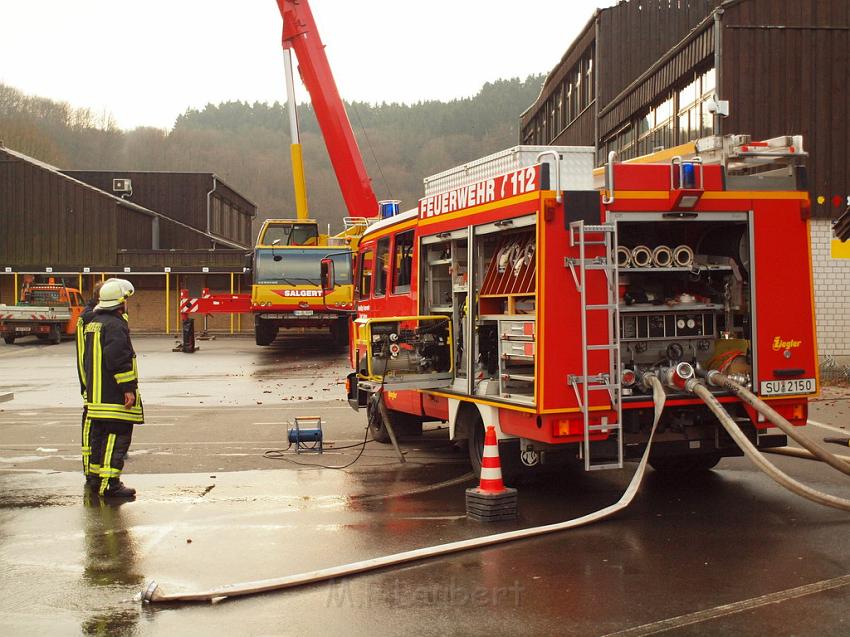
2,149,132,266
520,0,850,357
63,171,256,249
721,0,849,213
521,0,849,219
0,146,252,332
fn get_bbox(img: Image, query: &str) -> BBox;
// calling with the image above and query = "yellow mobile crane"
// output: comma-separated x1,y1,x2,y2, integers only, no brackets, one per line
249,0,384,347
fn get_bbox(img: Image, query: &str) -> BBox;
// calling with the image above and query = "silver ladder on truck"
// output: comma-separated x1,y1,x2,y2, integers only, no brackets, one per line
566,220,624,471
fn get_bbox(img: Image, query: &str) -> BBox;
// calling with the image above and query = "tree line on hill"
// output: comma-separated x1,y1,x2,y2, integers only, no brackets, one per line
0,76,544,235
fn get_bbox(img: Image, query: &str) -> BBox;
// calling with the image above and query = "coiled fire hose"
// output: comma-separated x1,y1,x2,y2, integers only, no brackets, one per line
616,246,632,268
686,378,850,513
651,245,673,268
673,244,694,268
141,378,668,604
703,371,850,477
630,245,653,268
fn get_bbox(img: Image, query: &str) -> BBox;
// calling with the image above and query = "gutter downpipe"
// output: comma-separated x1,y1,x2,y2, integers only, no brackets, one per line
151,216,160,250
594,10,600,164
206,175,218,250
714,8,724,136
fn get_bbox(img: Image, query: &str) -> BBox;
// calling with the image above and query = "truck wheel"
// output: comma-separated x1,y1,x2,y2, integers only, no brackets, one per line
649,453,721,475
366,394,422,443
366,394,392,443
466,411,521,485
332,319,349,347
255,322,275,346
49,325,61,345
3,335,15,345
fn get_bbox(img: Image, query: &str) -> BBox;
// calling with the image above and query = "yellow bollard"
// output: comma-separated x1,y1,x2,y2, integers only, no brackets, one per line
230,272,235,334
165,272,170,335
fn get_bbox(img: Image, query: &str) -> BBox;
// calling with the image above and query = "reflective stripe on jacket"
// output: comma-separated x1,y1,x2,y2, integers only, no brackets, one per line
75,302,97,397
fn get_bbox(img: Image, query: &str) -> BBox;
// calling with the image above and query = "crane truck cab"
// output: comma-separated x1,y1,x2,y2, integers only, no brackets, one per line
249,218,355,346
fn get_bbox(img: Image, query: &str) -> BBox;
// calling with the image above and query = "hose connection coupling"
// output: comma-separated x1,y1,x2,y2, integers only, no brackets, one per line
638,370,659,391
703,369,724,387
684,377,703,393
663,362,695,390
726,372,752,388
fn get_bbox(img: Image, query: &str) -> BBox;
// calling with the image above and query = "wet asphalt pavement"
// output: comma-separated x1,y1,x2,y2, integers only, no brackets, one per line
1,335,850,636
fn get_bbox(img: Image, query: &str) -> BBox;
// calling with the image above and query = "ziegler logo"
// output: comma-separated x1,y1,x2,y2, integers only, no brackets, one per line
274,289,323,298
772,336,802,351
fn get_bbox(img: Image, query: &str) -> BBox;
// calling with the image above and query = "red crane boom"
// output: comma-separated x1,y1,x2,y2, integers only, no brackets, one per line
276,0,379,218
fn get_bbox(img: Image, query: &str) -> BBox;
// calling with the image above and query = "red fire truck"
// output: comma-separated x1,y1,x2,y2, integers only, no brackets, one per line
340,136,817,479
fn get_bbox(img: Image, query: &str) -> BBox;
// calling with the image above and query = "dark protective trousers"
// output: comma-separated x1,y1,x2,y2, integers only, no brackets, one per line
81,407,104,481
88,419,134,495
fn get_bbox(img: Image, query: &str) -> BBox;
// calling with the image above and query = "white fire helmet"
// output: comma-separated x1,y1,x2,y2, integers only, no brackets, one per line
95,278,135,310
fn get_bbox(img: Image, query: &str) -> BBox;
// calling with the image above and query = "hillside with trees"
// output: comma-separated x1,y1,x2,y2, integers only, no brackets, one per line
0,76,544,234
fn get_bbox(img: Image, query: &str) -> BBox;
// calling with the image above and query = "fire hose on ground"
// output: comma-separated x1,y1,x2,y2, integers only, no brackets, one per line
681,374,850,512
702,370,850,477
141,367,850,605
140,377,668,604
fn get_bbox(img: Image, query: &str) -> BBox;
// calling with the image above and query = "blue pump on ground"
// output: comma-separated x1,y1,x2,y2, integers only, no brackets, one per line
288,416,323,454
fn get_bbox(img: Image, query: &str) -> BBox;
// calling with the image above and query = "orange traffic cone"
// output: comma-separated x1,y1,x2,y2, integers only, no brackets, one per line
465,425,518,522
479,426,507,493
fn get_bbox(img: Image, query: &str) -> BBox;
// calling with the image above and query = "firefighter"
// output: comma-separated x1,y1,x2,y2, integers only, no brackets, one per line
76,280,104,490
82,278,143,498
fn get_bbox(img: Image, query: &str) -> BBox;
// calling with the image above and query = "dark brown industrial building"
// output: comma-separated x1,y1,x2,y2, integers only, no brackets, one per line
521,0,848,215
520,0,850,357
64,170,255,252
0,144,255,332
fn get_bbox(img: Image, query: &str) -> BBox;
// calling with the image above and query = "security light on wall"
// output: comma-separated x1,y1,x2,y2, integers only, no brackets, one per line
705,95,729,117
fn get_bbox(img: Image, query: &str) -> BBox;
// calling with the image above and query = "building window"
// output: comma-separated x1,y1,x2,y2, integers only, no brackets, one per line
586,54,594,105
677,67,716,143
654,97,674,151
575,67,583,113
550,97,557,137
559,83,567,130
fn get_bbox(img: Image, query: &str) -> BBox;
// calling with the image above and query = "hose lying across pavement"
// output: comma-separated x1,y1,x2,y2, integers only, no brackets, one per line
141,372,850,605
765,446,850,465
140,376,668,604
706,372,850,478
688,380,850,513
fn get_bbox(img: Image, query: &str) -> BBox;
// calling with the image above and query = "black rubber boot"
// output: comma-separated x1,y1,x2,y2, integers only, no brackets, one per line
102,482,136,498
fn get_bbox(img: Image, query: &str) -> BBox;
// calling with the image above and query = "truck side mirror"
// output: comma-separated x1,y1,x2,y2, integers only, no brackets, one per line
243,252,253,274
321,258,335,293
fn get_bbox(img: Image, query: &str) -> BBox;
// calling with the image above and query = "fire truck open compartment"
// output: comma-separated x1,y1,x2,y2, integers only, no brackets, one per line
612,211,754,399
419,214,539,405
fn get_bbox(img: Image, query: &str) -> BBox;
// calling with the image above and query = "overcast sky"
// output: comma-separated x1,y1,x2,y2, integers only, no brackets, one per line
0,0,611,131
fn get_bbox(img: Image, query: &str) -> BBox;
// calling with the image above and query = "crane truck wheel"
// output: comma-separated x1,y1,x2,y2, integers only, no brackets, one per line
331,318,349,347
3,335,15,345
649,453,721,475
49,325,61,345
254,320,276,346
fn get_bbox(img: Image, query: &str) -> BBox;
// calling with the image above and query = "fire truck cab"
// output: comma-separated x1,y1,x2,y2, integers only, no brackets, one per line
342,137,817,479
